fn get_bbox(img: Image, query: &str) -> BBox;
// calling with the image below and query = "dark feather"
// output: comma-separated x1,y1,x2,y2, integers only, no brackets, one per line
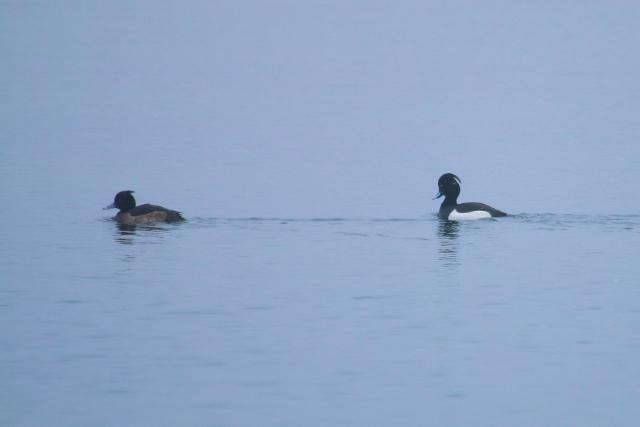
130,204,185,222
456,202,507,217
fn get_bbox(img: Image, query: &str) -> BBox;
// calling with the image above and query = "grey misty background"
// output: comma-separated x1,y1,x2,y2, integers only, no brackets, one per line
3,1,640,218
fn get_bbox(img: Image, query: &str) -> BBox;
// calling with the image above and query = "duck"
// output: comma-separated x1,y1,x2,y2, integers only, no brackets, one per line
104,190,184,225
434,173,507,220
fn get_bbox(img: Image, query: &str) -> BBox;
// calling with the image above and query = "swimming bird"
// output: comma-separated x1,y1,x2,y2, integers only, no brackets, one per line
104,190,184,225
434,173,507,220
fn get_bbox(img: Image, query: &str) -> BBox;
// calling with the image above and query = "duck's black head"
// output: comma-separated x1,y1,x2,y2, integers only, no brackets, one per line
104,190,136,212
434,173,461,203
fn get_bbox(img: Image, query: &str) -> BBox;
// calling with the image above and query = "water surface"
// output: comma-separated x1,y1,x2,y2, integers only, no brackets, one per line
3,214,640,426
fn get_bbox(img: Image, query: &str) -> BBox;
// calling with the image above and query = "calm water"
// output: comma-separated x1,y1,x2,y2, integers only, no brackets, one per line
4,1,640,425
2,213,640,426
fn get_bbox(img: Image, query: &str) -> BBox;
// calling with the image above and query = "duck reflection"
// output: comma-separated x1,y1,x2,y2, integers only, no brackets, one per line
114,223,137,245
111,222,174,266
438,220,460,268
112,223,170,245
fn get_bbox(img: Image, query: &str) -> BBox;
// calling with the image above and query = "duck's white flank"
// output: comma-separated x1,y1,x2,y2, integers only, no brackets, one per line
448,209,492,221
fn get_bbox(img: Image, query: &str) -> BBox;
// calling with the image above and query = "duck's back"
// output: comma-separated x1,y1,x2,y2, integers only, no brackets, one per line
455,202,507,217
440,202,507,221
129,204,185,222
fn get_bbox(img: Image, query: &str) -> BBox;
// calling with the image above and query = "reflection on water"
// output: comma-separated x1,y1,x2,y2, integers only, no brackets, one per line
112,222,175,245
111,222,178,267
114,223,137,245
437,220,459,269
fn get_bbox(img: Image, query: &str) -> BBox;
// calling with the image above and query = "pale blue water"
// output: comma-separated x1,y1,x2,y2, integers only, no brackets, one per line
3,214,640,426
3,1,640,426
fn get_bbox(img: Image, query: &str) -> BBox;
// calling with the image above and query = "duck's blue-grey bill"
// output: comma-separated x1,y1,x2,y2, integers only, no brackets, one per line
103,203,116,210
